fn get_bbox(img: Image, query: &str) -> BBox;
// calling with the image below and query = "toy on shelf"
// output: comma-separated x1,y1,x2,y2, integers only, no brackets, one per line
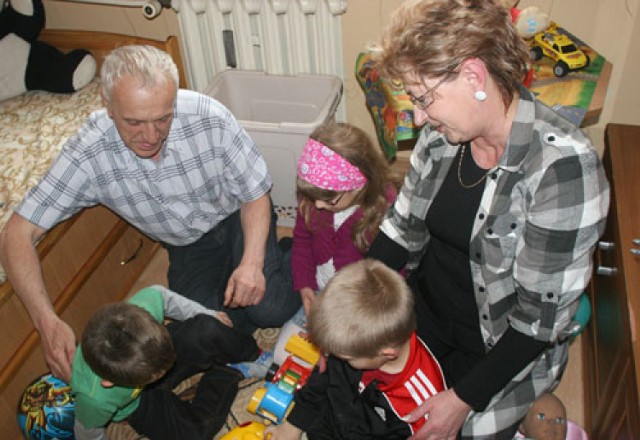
247,334,320,425
528,23,590,77
508,2,550,39
355,51,421,160
219,421,267,440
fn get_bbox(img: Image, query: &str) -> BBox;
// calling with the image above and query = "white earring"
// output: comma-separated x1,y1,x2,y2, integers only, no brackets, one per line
474,90,487,101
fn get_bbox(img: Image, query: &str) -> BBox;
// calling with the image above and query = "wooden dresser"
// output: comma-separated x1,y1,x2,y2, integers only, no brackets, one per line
583,123,640,439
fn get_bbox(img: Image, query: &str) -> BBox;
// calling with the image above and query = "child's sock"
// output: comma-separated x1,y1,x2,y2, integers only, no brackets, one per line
228,349,274,379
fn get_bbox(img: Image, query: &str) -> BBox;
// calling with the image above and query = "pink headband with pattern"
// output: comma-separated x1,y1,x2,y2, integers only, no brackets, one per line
297,138,367,191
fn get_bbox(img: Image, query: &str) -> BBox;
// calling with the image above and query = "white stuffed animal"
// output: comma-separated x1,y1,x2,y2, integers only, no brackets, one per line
0,0,96,101
500,0,551,39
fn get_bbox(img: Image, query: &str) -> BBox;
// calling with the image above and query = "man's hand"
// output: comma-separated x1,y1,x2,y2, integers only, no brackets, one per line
40,316,76,383
406,389,471,440
0,214,76,379
223,262,266,308
224,194,270,308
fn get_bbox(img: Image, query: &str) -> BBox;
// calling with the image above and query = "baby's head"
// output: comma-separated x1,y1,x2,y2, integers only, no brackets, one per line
81,302,175,387
308,259,415,366
519,393,568,440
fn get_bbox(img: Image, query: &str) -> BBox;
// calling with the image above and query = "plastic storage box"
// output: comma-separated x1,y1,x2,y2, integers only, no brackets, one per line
204,70,343,226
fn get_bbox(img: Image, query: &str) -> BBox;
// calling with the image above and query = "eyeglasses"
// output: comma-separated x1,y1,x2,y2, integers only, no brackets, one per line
408,73,453,110
324,191,346,206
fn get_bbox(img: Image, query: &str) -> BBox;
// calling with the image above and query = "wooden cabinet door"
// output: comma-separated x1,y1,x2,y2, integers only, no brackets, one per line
588,180,633,426
606,125,640,393
585,124,640,439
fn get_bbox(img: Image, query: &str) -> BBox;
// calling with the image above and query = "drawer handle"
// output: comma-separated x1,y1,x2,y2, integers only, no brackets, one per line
631,248,640,256
633,238,640,246
121,239,143,266
598,241,615,251
596,266,618,277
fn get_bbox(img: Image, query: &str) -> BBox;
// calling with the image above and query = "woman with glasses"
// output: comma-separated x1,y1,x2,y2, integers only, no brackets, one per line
367,0,609,438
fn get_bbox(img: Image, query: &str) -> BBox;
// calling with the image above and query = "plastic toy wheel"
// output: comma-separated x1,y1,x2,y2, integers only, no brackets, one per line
529,46,543,62
247,387,267,414
265,362,279,382
553,61,569,77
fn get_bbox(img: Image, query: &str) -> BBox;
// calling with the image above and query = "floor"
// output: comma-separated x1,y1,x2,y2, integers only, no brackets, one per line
129,246,586,430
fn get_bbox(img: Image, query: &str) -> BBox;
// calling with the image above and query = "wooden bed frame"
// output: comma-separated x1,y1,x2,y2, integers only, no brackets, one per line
0,30,185,438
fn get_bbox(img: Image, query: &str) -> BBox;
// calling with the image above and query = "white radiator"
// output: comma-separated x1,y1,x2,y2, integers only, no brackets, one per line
174,0,347,95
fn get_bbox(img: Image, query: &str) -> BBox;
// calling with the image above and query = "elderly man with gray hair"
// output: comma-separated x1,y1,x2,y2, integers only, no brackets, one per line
0,45,300,383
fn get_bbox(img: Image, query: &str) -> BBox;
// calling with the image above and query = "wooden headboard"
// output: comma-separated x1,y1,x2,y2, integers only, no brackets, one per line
40,29,188,89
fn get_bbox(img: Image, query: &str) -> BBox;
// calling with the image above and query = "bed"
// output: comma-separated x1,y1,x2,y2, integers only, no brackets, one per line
0,30,186,438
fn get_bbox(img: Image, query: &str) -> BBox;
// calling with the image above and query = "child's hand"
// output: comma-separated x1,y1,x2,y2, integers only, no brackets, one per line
214,311,233,327
300,287,315,318
264,421,303,440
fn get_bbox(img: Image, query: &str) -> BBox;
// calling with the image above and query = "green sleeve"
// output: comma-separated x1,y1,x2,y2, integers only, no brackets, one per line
127,286,165,322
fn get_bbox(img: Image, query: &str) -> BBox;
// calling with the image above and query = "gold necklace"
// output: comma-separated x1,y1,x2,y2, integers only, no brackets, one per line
457,143,488,189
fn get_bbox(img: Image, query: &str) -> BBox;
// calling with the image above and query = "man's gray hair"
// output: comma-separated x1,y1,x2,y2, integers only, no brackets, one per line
101,45,179,103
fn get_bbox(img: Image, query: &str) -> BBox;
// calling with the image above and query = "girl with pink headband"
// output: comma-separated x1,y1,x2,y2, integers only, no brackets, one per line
292,121,401,319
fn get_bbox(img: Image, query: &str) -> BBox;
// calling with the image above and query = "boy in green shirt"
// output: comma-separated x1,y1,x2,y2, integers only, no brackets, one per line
71,285,259,440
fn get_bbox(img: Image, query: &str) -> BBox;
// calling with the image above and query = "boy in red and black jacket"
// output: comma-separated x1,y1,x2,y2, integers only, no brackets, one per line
268,259,447,439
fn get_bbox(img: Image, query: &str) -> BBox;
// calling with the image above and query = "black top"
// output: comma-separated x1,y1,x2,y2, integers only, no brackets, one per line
417,142,486,361
370,144,546,411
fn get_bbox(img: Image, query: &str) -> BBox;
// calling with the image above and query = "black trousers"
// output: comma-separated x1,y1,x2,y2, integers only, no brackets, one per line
126,314,259,440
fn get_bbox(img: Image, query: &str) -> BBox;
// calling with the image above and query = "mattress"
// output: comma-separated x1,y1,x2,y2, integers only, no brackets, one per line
0,80,103,283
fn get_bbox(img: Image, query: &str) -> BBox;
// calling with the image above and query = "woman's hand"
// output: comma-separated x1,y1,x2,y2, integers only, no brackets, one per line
264,421,303,440
406,389,471,440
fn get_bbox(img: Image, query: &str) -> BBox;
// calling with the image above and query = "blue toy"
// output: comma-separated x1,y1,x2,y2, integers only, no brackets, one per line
17,373,75,440
570,293,591,340
247,334,320,425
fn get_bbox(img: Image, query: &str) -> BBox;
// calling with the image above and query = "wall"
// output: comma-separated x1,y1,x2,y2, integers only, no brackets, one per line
44,0,640,151
609,1,640,125
43,0,180,41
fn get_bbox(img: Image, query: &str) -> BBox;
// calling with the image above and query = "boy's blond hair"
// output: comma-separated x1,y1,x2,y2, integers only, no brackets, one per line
307,259,415,358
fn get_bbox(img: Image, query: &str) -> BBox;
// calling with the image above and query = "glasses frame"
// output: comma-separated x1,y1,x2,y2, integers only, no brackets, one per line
324,191,346,206
408,71,456,110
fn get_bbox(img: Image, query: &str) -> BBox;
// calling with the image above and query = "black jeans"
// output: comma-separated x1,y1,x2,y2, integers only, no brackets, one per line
164,203,301,334
126,314,259,440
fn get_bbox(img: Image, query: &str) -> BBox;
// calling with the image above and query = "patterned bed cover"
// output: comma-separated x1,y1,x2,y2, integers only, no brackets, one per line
0,79,102,283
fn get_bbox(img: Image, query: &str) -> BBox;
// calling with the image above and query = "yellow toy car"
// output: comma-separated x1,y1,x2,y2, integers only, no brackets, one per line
529,24,589,77
219,421,267,440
